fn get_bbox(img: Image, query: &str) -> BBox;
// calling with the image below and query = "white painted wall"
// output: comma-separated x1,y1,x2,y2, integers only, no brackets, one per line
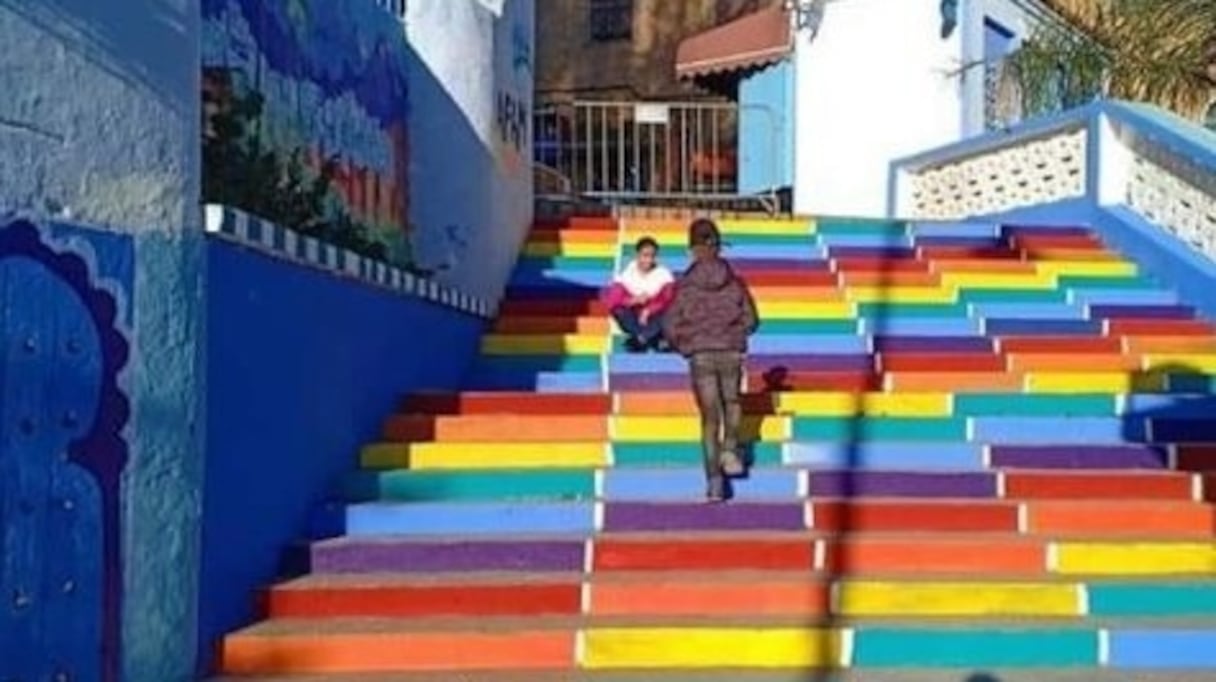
406,0,534,304
0,0,201,233
792,0,964,218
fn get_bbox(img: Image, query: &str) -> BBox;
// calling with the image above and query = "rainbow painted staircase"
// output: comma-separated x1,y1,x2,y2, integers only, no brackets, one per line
218,214,1216,680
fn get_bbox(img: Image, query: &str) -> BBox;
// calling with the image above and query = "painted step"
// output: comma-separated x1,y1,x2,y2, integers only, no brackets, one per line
1026,501,1216,537
400,392,612,415
361,442,610,470
383,414,609,442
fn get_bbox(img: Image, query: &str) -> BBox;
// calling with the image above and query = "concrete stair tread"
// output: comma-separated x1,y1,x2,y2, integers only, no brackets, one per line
208,672,1216,682
229,614,1216,636
274,571,1216,589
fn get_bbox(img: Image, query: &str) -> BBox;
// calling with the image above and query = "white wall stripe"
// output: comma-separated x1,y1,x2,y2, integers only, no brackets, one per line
839,628,856,667
1098,628,1111,666
583,538,595,574
202,205,494,318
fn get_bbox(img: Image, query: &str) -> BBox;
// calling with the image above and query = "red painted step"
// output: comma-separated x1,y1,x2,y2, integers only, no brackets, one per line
747,370,883,393
498,300,608,316
833,257,930,273
401,392,613,415
1004,471,1195,500
879,352,1005,372
740,270,839,287
1178,445,1216,472
998,336,1124,353
1108,318,1216,336
812,500,1019,533
1008,232,1102,249
266,580,581,618
594,538,815,571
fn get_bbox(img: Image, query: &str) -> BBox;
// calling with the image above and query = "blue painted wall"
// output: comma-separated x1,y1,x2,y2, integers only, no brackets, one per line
739,60,795,195
197,238,485,673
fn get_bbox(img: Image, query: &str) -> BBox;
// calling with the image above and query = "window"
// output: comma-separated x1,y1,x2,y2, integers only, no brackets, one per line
590,0,633,42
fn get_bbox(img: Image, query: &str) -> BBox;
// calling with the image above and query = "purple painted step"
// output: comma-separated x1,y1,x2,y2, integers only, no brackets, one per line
874,336,994,352
611,374,688,391
808,471,996,498
1003,224,1093,237
829,246,917,258
310,539,585,574
604,502,806,531
747,354,875,371
990,445,1170,470
1089,304,1195,320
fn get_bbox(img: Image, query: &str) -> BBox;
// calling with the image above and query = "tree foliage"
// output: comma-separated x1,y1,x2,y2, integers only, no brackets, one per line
1008,0,1216,122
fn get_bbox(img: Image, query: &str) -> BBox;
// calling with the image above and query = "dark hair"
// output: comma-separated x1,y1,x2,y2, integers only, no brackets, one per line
688,218,721,248
635,237,659,252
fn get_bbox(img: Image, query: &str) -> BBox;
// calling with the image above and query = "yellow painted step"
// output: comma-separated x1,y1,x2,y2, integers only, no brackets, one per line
617,230,686,245
1035,260,1137,277
777,392,952,417
758,301,857,320
583,627,841,669
611,415,791,442
481,334,609,355
523,242,616,258
1054,542,1216,576
716,218,816,235
839,581,1082,617
1143,353,1216,373
847,287,958,304
1025,372,1167,393
361,442,609,470
940,272,1058,290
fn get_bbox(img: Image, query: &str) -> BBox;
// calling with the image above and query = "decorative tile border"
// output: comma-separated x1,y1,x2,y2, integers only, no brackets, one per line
204,205,492,318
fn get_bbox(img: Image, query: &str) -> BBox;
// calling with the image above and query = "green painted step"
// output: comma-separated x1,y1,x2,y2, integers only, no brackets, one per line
476,356,603,371
342,469,594,503
858,302,969,318
816,218,908,235
793,417,966,441
613,442,784,468
755,319,861,335
955,394,1117,417
516,256,615,270
1058,274,1155,289
854,628,1097,668
1089,583,1216,617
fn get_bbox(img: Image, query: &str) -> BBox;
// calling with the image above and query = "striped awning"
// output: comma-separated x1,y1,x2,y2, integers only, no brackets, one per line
675,4,792,79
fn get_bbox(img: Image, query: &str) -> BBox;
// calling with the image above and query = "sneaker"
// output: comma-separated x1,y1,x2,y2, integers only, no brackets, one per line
719,450,745,477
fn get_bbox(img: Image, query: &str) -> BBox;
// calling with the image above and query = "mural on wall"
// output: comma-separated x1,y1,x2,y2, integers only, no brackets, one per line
0,220,131,682
201,0,412,264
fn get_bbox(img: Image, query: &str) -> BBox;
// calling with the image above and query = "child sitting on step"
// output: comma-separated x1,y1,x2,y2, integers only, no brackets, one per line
603,237,676,353
662,219,760,502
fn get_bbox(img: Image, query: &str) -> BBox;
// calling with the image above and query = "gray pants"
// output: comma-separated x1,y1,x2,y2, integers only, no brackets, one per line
689,351,744,493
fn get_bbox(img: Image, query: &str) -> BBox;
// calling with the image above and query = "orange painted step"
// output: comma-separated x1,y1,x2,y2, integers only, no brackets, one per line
841,270,942,287
534,216,616,231
1027,501,1216,537
494,316,611,334
401,393,613,416
1178,446,1216,472
617,392,777,415
880,352,1005,373
266,581,582,618
594,538,815,571
824,537,1047,576
1125,335,1216,353
527,230,617,245
1005,471,1195,501
498,299,608,316
887,371,1023,392
1006,352,1141,372
811,500,1019,533
999,336,1124,353
833,257,930,273
1109,319,1216,336
743,270,839,287
1021,247,1118,261
221,628,573,674
748,370,883,393
384,415,608,442
591,579,830,617
932,259,1038,273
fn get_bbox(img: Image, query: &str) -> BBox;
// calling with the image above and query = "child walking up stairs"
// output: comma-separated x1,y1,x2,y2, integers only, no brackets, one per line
217,214,1216,680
